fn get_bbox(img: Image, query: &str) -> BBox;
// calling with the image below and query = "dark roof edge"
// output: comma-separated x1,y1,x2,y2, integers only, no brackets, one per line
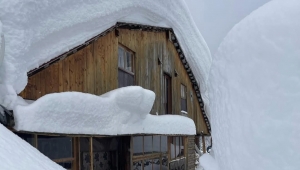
26,22,211,134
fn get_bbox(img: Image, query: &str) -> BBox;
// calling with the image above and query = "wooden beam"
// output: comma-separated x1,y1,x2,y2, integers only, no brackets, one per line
90,137,93,170
202,136,206,153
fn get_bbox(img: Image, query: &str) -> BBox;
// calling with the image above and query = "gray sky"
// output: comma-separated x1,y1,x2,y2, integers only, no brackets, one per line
185,0,270,55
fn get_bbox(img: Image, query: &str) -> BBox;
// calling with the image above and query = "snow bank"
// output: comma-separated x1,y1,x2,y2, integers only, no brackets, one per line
199,154,219,170
0,124,65,170
0,20,3,66
14,86,196,135
0,0,211,109
209,0,300,170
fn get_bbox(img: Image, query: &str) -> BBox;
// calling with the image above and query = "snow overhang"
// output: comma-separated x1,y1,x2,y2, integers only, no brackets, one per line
13,86,196,136
0,0,211,108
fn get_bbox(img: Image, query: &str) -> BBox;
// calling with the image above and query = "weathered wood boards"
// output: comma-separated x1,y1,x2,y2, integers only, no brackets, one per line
20,29,208,135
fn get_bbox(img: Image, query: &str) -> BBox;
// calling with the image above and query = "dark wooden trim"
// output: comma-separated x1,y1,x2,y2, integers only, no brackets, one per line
118,67,134,76
89,137,93,170
53,157,74,163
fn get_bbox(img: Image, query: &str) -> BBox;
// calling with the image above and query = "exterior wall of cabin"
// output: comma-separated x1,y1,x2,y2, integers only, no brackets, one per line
18,28,209,170
19,29,208,135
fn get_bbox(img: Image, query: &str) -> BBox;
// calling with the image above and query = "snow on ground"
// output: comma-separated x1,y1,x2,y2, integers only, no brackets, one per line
0,124,65,170
209,0,300,170
198,154,219,170
14,86,196,135
0,0,211,109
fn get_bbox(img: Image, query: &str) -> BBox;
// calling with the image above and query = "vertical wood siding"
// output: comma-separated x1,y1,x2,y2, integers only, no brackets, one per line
19,29,208,134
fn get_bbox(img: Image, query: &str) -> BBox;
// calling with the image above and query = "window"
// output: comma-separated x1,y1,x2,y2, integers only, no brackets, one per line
170,136,186,170
163,74,172,114
38,135,74,169
118,45,134,87
132,135,168,170
181,84,187,113
15,132,75,170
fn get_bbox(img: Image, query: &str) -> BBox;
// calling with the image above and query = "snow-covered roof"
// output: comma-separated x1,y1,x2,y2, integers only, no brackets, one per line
14,86,196,135
0,0,211,109
0,124,65,170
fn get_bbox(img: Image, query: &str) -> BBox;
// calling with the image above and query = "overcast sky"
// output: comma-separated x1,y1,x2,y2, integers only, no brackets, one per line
185,0,270,55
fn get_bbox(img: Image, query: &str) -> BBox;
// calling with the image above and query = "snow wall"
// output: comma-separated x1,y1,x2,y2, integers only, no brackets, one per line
209,0,300,170
0,0,211,109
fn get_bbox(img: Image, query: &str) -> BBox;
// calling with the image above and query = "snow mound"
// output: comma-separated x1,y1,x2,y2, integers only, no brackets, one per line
199,154,219,170
209,0,300,170
0,124,65,170
14,86,196,135
0,0,211,109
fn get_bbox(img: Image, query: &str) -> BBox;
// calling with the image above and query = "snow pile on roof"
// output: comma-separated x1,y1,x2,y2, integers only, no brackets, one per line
0,0,211,109
0,124,65,170
208,0,300,170
14,86,196,135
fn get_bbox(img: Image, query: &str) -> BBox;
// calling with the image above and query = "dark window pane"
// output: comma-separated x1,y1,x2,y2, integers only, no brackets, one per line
161,156,168,170
38,136,72,160
126,52,132,72
143,159,153,170
118,69,134,88
163,74,172,114
153,158,160,170
15,133,35,146
144,136,152,154
153,136,160,153
133,136,143,155
80,137,91,170
181,98,187,112
118,47,124,68
57,162,72,170
133,161,142,170
161,136,168,153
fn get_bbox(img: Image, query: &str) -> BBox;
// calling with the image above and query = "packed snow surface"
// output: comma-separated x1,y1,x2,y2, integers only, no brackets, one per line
0,0,211,109
0,124,65,170
199,154,219,170
209,0,300,170
14,86,196,135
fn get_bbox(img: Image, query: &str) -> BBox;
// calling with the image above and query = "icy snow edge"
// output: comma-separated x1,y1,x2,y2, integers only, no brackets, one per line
0,0,211,108
14,86,196,135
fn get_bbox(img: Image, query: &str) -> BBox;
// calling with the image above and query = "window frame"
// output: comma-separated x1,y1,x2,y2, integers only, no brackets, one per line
180,84,187,113
15,132,77,170
132,135,169,170
118,44,135,88
118,44,135,74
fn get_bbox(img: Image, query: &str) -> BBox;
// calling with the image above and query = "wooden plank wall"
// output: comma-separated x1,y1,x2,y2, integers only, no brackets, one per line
20,31,118,98
19,29,208,135
118,29,208,134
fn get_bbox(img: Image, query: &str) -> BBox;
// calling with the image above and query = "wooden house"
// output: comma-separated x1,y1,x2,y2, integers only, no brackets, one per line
11,22,211,170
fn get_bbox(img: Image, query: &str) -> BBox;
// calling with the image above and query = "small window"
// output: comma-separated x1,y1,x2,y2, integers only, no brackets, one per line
118,45,134,87
118,46,134,73
181,84,187,112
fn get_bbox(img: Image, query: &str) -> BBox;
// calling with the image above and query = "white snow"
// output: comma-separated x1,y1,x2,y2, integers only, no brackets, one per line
14,86,196,135
0,124,65,170
199,154,219,170
0,20,4,67
209,0,300,170
0,0,211,109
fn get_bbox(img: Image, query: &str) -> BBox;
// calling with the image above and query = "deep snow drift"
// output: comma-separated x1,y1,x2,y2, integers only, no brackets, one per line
0,0,211,109
14,86,196,135
209,0,300,169
199,154,219,170
0,124,65,170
